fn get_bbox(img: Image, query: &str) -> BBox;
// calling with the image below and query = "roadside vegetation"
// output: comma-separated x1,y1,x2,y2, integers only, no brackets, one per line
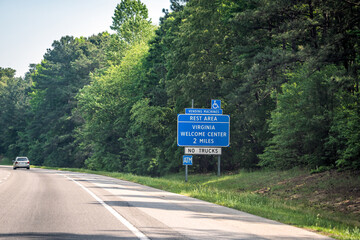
1,0,359,176
35,166,360,240
0,156,12,165
1,1,359,238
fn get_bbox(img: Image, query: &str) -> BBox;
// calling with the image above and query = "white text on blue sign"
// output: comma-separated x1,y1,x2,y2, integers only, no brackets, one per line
185,108,223,115
177,114,230,147
183,155,193,165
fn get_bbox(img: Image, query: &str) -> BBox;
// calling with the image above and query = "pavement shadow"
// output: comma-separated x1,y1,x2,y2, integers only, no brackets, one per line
0,232,133,240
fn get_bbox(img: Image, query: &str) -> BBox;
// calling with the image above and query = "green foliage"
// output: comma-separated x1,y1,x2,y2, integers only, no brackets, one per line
0,68,31,159
19,34,109,167
76,39,155,172
126,99,175,176
259,64,342,169
1,0,360,174
328,90,360,170
111,0,152,44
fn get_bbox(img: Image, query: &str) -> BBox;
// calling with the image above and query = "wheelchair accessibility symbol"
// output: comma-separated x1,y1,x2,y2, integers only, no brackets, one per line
211,100,221,109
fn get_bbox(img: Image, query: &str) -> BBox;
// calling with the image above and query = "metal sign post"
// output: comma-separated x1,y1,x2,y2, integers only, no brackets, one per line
183,155,193,182
218,155,221,177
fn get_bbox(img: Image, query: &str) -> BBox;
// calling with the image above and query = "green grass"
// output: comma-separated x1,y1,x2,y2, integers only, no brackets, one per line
0,157,13,165
35,166,360,240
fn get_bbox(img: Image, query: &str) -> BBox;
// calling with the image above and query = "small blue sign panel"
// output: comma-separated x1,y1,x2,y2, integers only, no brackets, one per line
185,108,223,115
177,114,230,147
211,100,221,110
183,155,193,165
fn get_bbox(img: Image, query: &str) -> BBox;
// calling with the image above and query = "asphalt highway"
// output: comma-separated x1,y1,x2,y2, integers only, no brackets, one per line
0,166,333,239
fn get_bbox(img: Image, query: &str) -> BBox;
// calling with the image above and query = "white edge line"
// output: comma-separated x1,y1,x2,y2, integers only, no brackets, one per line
64,175,149,240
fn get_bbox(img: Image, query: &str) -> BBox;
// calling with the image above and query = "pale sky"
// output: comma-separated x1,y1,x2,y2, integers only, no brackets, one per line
0,0,171,77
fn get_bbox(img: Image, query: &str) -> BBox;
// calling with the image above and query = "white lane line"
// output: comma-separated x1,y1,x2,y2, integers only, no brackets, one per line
64,175,149,240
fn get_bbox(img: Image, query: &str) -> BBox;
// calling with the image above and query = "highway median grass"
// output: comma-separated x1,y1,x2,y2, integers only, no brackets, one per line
36,166,359,240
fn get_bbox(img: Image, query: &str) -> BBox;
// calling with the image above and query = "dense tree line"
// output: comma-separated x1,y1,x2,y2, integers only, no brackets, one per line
1,0,359,174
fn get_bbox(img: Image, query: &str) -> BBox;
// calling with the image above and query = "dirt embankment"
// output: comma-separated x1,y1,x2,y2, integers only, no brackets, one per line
255,170,360,217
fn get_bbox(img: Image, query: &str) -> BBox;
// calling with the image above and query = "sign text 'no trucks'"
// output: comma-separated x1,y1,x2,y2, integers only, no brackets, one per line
177,114,230,147
185,147,222,155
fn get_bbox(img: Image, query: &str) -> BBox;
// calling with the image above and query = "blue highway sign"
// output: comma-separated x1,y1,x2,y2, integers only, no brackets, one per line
177,114,230,147
211,99,221,109
185,108,223,115
183,155,193,165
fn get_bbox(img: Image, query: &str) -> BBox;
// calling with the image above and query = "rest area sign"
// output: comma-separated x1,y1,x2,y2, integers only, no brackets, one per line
178,100,229,178
177,114,230,147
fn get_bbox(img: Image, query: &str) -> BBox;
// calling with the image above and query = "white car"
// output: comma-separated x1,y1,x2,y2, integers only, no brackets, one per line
13,157,30,170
